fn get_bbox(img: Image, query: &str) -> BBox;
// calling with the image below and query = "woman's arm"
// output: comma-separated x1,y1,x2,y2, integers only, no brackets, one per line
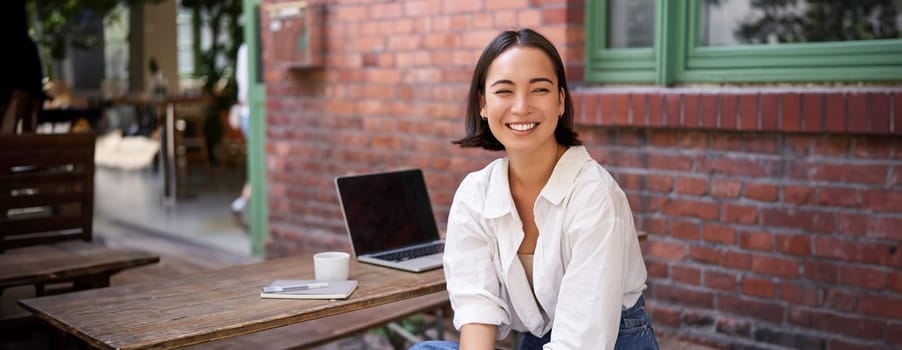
460,323,497,350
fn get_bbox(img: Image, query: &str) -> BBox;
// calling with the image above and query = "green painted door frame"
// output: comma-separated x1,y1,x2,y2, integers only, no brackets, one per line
243,0,268,256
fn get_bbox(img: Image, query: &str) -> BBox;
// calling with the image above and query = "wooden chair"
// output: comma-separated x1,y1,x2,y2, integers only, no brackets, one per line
0,133,159,296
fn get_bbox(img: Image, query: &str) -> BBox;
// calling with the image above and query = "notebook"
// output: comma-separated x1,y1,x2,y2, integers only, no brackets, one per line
335,169,444,273
260,280,358,299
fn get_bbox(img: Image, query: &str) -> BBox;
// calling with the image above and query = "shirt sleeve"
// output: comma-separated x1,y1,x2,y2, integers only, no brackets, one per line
443,176,512,337
546,180,634,350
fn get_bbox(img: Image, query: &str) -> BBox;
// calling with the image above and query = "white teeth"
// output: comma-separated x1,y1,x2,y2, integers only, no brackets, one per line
508,123,537,131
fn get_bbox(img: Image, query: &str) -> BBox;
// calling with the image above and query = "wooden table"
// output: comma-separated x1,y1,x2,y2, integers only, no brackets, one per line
108,95,207,205
19,253,446,350
0,240,160,295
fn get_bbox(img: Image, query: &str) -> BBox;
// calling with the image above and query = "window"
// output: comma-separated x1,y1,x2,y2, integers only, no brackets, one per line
586,0,902,85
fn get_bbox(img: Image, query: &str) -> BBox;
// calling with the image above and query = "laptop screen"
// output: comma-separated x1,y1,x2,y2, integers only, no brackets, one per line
336,169,441,256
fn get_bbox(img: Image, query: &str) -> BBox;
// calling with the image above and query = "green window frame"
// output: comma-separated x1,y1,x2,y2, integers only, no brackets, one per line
585,0,902,85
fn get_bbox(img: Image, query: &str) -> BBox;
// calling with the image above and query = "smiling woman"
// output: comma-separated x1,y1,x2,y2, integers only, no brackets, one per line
409,29,660,350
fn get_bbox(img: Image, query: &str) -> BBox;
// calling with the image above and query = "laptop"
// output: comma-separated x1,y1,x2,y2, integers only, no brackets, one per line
335,169,444,272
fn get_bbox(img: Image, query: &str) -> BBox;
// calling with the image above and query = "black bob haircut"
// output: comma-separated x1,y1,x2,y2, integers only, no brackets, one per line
453,28,582,151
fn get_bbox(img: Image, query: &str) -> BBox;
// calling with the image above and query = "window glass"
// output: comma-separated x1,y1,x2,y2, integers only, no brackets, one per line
607,0,655,48
700,0,901,46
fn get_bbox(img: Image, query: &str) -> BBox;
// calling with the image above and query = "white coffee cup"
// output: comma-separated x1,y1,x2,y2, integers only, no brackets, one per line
314,251,350,281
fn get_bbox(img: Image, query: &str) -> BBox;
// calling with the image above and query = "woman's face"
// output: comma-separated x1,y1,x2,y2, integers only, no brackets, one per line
480,46,565,156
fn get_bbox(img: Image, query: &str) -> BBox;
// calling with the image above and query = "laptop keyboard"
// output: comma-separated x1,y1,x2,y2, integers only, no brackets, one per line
372,243,443,262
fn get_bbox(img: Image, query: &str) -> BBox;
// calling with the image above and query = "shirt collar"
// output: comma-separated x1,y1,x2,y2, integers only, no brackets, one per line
481,146,591,219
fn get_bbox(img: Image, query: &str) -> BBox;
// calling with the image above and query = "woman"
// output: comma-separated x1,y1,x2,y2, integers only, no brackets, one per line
410,29,659,350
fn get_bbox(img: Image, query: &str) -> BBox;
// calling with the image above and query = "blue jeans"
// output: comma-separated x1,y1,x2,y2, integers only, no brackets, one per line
408,296,659,350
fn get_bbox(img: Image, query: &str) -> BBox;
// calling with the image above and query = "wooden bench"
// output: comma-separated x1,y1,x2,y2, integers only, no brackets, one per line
185,291,450,350
0,133,159,297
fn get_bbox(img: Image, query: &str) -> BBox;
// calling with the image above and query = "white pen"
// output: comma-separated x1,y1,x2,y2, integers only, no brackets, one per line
261,282,329,293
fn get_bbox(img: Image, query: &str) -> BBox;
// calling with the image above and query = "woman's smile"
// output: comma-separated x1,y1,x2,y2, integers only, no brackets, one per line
508,122,538,132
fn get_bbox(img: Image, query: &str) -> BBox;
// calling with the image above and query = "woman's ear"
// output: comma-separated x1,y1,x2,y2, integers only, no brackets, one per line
480,94,487,118
558,88,566,116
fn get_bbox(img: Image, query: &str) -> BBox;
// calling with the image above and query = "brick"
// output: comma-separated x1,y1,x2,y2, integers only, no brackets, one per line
788,307,885,339
442,0,482,13
761,208,834,234
826,339,885,350
648,93,664,127
719,94,738,129
783,185,816,205
775,234,811,256
404,0,442,16
716,317,751,337
742,276,777,298
739,93,758,130
760,93,779,131
890,323,902,349
647,303,680,327
781,93,801,132
861,190,902,212
710,178,742,198
700,94,718,129
647,174,674,192
817,187,859,207
814,237,895,266
672,265,701,285
678,131,707,150
662,198,720,220
722,203,758,225
744,182,778,202
863,92,887,133
720,295,784,323
645,260,669,279
646,240,688,261
581,93,598,125
858,294,902,319
690,246,752,270
656,284,715,308
895,92,902,134
752,255,800,278
803,260,839,284
702,224,736,245
780,283,820,306
599,94,614,125
700,156,779,178
683,93,700,127
814,163,889,185
752,327,826,350
825,92,846,132
664,93,681,127
840,265,887,290
802,93,823,132
739,231,773,251
847,92,869,133
614,93,630,126
824,287,858,312
648,153,693,171
681,309,714,327
670,220,700,240
704,270,738,291
852,137,893,158
630,93,647,126
744,133,779,154
709,134,743,151
811,136,849,156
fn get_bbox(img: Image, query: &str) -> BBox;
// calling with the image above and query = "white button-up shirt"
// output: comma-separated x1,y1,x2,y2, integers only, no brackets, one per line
443,145,648,350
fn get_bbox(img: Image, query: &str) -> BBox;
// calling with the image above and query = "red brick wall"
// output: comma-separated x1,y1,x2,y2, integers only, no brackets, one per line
261,1,901,349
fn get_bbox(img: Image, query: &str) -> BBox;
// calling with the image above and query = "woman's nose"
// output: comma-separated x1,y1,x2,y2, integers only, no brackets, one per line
511,93,529,115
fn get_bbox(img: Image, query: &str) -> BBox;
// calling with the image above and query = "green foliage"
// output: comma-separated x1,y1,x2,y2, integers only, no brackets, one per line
27,0,162,60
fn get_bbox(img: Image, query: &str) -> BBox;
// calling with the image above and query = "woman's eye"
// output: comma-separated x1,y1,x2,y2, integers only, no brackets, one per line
494,90,512,95
532,88,550,94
